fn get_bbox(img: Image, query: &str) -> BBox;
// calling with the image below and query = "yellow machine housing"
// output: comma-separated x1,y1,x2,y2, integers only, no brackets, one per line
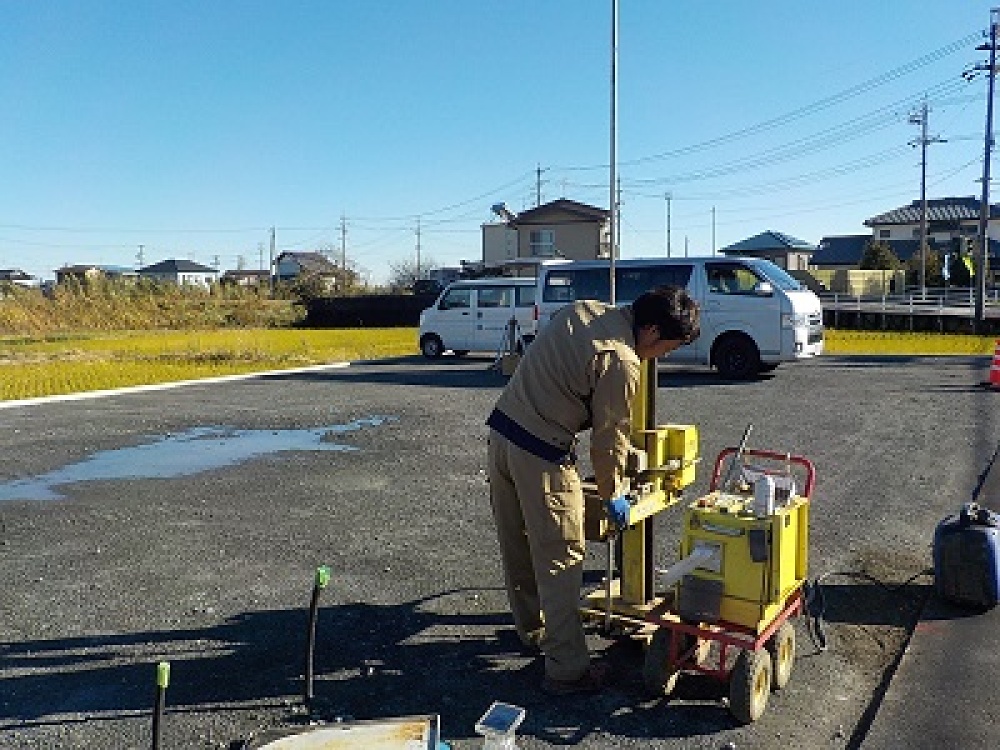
677,490,809,633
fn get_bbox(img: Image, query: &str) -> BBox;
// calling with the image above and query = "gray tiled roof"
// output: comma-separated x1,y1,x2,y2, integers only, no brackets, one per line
815,235,1000,266
140,259,218,274
864,196,1000,226
512,198,609,225
722,230,815,254
813,235,868,265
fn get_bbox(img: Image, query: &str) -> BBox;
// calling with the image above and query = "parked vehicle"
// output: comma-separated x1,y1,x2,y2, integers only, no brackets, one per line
418,277,536,358
534,257,824,379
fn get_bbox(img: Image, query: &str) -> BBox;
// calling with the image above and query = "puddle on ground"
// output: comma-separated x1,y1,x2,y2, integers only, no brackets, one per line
0,416,397,502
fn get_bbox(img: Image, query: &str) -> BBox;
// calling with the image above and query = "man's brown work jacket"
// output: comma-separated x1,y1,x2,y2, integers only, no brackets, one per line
489,299,641,500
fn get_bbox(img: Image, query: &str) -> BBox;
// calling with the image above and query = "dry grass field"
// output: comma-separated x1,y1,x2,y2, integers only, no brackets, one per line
1,327,996,402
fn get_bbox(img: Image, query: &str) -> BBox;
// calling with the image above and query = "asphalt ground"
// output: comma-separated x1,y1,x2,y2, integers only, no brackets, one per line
1,353,998,749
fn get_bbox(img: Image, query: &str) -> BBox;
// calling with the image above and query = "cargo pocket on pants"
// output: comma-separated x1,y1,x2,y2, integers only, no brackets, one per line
541,467,585,564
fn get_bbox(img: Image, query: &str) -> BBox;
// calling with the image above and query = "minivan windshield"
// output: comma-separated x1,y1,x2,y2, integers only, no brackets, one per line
747,259,803,292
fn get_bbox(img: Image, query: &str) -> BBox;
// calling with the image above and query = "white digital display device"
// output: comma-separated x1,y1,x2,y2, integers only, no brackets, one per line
474,702,525,736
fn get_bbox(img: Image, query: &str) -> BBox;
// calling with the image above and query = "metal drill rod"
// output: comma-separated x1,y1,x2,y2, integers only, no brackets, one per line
605,535,614,633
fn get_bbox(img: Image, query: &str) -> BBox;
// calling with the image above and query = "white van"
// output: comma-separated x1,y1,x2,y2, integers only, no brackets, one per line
535,257,824,379
418,277,536,358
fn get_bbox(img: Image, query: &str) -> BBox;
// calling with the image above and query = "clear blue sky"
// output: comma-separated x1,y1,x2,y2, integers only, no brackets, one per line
0,1,995,284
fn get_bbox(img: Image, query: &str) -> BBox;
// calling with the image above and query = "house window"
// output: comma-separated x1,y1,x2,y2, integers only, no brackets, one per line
530,229,556,257
878,229,890,239
912,228,920,238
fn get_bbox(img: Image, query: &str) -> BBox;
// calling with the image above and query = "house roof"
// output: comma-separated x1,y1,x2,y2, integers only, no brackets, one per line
222,269,270,278
511,198,609,225
0,269,35,281
275,251,340,274
864,196,1000,226
140,259,218,274
813,235,869,266
815,234,1000,266
721,230,814,254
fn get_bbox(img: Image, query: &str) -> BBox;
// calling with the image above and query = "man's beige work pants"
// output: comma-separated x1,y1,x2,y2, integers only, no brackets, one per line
487,431,589,682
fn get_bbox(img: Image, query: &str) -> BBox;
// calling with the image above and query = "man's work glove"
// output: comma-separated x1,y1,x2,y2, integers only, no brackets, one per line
605,495,631,531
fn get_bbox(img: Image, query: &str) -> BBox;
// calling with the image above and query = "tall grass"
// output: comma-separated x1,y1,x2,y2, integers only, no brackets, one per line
0,328,416,401
2,280,997,401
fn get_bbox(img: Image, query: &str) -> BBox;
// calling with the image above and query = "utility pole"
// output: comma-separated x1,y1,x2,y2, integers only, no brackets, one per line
340,215,347,270
712,206,717,256
665,192,672,257
909,99,945,294
976,9,999,328
137,244,144,268
415,218,422,279
609,0,618,305
536,164,544,206
269,226,276,297
258,242,264,271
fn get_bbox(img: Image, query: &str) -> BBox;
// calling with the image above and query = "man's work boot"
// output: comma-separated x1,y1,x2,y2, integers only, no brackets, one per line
541,662,611,696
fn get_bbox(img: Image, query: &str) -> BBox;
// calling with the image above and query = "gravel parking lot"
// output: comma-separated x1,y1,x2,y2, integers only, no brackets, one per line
1,354,997,749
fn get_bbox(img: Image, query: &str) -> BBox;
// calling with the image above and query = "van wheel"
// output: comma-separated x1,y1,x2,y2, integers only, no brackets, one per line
420,334,445,359
714,335,760,380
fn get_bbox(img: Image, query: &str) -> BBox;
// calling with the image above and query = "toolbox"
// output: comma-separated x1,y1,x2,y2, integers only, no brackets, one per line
933,503,1000,608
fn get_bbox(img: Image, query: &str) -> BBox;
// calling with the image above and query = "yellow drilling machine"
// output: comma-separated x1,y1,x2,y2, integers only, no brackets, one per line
581,358,815,724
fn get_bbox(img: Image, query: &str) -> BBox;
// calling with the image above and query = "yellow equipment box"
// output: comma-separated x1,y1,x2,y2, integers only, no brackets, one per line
676,490,809,633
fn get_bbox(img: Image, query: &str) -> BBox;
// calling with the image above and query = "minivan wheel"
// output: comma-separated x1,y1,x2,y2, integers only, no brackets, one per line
420,334,445,359
714,335,760,380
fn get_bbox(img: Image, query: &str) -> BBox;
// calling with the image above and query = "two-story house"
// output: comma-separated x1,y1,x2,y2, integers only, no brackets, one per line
482,198,610,274
139,259,219,289
814,196,1000,281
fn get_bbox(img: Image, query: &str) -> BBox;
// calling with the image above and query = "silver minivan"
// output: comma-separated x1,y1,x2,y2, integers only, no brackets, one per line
418,278,536,358
535,257,824,379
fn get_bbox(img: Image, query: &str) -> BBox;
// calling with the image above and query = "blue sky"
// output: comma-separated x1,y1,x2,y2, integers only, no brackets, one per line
0,1,995,284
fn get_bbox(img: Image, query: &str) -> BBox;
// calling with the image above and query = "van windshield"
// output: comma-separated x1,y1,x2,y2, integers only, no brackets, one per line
747,259,803,292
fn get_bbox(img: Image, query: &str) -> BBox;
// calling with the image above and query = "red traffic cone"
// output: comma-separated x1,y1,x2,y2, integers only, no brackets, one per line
990,339,1000,389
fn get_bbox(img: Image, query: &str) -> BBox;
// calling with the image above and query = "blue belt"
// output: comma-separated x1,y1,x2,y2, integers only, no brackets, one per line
487,408,572,465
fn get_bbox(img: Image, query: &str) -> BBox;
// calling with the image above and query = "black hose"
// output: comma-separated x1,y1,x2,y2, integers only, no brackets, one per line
304,566,331,708
152,662,169,750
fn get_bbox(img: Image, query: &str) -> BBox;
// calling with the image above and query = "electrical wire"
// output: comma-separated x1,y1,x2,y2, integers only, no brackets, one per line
802,568,934,653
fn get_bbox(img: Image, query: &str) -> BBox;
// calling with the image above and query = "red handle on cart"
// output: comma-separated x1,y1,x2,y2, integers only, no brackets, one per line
709,448,815,498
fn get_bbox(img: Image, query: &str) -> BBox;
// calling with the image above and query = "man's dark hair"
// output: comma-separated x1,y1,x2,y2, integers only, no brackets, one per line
632,285,701,343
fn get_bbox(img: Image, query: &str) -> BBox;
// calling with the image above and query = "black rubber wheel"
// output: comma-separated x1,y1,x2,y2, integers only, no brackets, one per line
714,335,761,380
767,621,795,691
758,362,780,373
420,334,444,359
728,648,772,724
643,628,682,697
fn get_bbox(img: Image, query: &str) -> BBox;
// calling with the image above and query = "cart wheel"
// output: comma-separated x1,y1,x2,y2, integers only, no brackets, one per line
643,628,682,697
767,621,795,691
728,649,772,724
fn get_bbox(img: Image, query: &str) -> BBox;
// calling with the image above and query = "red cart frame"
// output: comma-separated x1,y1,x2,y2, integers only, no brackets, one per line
643,448,815,722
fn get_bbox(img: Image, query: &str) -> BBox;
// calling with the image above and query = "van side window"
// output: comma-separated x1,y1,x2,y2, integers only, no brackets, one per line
478,286,512,308
516,285,536,306
542,269,609,303
706,263,761,295
617,265,693,301
439,288,472,310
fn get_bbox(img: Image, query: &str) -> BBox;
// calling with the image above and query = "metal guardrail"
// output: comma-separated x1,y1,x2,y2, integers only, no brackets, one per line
818,288,1000,319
